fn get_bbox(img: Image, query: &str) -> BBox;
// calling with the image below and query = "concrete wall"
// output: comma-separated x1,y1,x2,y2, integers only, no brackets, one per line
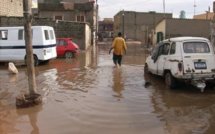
193,13,215,20
166,19,211,38
0,16,91,50
55,20,91,50
39,11,76,21
0,0,23,17
114,11,172,42
154,18,211,44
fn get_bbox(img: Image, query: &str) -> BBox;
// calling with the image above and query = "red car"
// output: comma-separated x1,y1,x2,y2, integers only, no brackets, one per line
56,38,79,58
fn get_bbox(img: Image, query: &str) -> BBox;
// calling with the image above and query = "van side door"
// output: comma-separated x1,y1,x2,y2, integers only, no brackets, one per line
148,45,160,74
157,43,171,75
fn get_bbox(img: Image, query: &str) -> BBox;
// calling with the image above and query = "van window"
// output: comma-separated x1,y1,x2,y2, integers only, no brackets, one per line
50,30,54,40
18,29,24,40
162,43,170,55
0,30,8,40
170,42,176,54
18,29,33,40
151,45,159,62
44,30,49,40
183,42,210,53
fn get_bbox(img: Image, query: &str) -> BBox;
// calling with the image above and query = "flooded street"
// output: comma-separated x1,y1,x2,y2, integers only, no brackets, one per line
1,41,215,134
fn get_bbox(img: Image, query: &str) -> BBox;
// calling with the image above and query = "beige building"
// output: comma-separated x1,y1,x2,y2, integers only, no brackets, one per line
194,12,215,20
37,0,97,24
38,1,96,23
61,0,95,3
114,11,172,43
0,0,23,17
154,18,211,45
38,0,98,45
38,0,94,3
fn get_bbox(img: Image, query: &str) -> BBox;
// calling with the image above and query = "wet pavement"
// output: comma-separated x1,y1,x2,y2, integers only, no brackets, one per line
1,41,215,134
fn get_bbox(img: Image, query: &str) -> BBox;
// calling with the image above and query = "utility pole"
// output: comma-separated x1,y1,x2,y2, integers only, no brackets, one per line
122,10,125,38
16,0,42,108
23,0,37,95
194,0,197,16
95,0,99,44
163,0,166,18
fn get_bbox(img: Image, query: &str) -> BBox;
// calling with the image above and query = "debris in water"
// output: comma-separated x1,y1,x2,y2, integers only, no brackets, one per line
16,93,42,108
8,62,18,74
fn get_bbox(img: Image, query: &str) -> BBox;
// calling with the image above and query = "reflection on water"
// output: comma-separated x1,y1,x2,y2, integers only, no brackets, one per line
147,73,215,134
1,42,215,134
16,105,42,134
112,69,124,100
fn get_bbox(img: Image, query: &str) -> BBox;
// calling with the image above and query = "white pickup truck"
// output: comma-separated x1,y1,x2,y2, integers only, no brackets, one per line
145,37,215,91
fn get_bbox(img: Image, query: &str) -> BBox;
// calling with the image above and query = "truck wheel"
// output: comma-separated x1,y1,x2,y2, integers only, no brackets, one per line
65,52,74,58
165,72,176,89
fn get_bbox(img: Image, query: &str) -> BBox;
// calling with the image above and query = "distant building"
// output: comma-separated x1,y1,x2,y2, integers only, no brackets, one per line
61,0,95,3
38,0,98,45
154,18,211,45
193,12,215,20
98,18,114,40
114,11,172,44
38,0,95,3
0,0,23,17
38,1,96,23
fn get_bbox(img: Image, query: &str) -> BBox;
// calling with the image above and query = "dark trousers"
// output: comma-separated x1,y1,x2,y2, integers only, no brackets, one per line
113,54,122,66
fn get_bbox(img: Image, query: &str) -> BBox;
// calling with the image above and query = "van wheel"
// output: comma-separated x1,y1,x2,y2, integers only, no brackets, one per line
24,55,39,66
165,72,176,89
144,63,149,74
65,52,74,58
43,60,49,64
33,55,39,66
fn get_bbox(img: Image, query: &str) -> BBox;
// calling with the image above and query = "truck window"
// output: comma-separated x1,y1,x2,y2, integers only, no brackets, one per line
0,30,8,40
44,30,49,40
18,29,24,40
183,42,210,53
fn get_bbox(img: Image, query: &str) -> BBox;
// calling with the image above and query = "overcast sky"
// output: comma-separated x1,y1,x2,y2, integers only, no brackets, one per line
98,0,215,20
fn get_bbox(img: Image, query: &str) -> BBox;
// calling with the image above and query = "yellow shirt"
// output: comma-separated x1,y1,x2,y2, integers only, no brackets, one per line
112,37,127,55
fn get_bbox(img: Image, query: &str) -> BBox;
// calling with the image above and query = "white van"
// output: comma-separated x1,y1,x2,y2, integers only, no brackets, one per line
145,37,215,91
0,26,57,65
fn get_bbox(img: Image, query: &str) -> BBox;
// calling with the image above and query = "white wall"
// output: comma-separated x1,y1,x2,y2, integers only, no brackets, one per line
85,24,91,49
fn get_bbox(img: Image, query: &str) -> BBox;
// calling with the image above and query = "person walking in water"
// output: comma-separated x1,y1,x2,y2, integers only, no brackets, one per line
109,32,127,67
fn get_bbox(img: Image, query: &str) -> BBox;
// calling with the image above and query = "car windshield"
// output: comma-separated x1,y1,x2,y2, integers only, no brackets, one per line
183,42,210,53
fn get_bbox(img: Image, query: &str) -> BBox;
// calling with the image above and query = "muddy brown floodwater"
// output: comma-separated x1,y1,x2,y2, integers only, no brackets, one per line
1,41,215,134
